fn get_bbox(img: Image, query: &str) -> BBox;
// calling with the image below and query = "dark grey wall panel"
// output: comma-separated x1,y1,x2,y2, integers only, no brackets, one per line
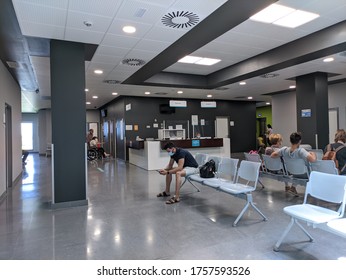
50,40,86,204
103,97,256,153
296,72,329,149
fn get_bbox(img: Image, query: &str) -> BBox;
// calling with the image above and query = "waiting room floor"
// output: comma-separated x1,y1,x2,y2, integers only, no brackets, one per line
1,153,346,260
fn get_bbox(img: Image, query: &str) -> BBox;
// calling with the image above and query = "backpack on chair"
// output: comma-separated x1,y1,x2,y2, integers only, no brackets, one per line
199,159,216,178
322,144,346,173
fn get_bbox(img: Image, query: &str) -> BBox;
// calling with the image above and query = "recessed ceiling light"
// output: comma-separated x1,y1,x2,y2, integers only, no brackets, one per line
239,81,246,85
207,94,212,98
112,92,118,96
178,55,203,64
85,88,89,92
250,4,295,23
195,58,221,66
92,96,98,99
144,91,150,95
178,55,220,66
177,90,183,94
94,70,103,74
266,102,271,105
250,4,319,28
274,10,319,28
123,25,136,33
323,57,334,62
247,96,253,100
86,102,91,105
289,85,296,89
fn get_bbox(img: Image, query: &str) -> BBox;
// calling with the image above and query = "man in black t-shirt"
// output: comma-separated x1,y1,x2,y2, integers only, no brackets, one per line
157,142,199,204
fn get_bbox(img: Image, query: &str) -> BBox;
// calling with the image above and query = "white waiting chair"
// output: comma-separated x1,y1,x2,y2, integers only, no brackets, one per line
307,149,324,160
282,157,310,186
194,153,209,167
202,157,239,189
261,155,287,183
218,160,268,226
45,143,52,157
310,160,338,175
273,171,346,251
189,156,222,185
244,152,265,188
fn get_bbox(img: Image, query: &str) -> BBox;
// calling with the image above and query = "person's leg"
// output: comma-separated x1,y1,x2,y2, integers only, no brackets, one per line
22,151,29,163
165,173,172,194
174,170,186,199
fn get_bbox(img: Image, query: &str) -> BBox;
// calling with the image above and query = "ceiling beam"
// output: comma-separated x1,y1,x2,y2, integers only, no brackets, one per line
123,0,277,85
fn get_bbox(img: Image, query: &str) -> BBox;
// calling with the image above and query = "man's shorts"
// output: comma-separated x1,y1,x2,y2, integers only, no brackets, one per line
184,166,200,176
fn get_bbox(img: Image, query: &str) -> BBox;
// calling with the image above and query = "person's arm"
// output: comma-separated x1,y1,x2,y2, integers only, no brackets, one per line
271,150,280,158
306,151,317,162
159,158,175,175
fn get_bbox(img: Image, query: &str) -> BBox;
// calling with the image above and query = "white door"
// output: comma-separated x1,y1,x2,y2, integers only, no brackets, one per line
215,117,229,138
329,108,338,143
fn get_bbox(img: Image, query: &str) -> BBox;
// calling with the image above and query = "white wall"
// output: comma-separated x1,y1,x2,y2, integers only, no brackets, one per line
329,82,346,130
0,60,22,198
272,91,297,147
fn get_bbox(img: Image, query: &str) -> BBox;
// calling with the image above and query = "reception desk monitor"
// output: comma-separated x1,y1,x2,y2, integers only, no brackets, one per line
191,139,200,147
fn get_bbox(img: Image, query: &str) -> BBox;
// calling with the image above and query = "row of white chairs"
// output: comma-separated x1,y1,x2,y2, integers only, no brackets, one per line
244,152,339,188
182,153,267,226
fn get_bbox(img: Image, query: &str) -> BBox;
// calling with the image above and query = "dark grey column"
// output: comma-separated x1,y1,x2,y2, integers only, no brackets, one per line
296,72,329,149
50,40,87,207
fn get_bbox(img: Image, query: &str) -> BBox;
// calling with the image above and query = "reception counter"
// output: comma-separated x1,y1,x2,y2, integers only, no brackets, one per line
128,138,230,170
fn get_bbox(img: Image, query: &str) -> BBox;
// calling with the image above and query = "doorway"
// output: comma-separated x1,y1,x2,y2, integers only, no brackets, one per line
5,103,12,189
215,117,229,138
328,108,339,143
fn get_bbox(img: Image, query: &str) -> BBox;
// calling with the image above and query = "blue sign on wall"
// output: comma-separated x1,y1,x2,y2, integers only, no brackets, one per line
192,139,200,147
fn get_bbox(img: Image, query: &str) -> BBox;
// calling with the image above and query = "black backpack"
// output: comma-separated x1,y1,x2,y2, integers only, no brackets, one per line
199,159,216,178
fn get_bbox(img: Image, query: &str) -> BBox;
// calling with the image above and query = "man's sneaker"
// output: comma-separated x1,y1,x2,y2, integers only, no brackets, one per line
288,186,299,197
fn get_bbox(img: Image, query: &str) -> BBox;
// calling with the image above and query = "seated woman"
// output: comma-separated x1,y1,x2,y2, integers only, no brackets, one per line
89,136,109,158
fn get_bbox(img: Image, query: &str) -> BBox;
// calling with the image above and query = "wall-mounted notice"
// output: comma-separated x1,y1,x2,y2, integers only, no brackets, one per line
191,115,198,125
153,123,159,128
201,101,216,108
200,119,205,126
125,125,133,130
126,103,131,111
134,125,138,131
169,100,187,107
301,109,311,117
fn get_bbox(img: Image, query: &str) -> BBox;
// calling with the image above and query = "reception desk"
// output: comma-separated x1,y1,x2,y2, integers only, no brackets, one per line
128,138,230,170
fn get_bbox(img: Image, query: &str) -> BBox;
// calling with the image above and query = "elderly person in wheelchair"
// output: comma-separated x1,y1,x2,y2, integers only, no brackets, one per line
87,136,109,161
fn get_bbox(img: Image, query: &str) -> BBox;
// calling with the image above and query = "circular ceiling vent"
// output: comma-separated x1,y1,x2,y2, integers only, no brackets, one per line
103,79,120,84
161,11,199,29
260,73,279,78
121,58,146,66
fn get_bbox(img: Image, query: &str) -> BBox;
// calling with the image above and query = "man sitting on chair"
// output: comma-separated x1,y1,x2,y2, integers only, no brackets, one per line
157,142,199,204
271,132,316,196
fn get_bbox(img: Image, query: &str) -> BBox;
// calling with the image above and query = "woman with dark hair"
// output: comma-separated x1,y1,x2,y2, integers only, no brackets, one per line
324,129,346,175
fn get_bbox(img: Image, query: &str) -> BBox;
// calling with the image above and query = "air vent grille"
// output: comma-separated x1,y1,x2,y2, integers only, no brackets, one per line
103,80,121,84
260,73,279,78
122,58,146,66
161,11,199,29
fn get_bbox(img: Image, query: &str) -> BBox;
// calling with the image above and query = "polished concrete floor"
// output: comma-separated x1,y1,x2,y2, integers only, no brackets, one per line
1,153,346,260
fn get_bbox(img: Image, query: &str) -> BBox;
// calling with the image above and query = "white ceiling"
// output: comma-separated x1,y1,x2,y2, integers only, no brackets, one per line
12,0,346,112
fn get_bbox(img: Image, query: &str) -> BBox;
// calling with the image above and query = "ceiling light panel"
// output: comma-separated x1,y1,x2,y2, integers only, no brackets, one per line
250,4,295,23
178,56,203,63
273,10,319,28
195,58,221,66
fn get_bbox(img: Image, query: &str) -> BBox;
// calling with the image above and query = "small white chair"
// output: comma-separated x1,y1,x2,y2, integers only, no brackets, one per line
45,143,52,157
189,156,222,184
194,153,208,167
244,152,265,188
218,160,268,226
262,154,286,174
282,157,310,186
202,157,239,189
310,160,338,175
273,171,346,251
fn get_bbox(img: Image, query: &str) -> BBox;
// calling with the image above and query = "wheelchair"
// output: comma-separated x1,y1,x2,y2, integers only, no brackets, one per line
87,147,103,161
